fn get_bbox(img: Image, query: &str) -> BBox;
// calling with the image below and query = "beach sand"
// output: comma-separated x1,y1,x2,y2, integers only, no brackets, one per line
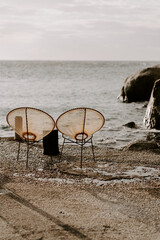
0,137,160,240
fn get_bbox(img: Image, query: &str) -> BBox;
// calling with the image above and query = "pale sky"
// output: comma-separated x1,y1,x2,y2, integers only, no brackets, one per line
0,0,160,61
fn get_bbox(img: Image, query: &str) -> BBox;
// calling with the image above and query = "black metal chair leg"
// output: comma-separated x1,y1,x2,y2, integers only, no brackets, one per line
59,138,65,162
26,141,29,168
80,144,83,169
91,138,96,162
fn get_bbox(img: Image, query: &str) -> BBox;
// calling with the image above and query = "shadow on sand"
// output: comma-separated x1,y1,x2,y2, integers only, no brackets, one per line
1,184,91,240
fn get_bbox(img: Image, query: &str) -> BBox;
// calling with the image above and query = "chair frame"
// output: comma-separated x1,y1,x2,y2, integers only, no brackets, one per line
7,107,55,168
56,107,105,168
14,107,38,168
16,137,38,169
59,134,95,168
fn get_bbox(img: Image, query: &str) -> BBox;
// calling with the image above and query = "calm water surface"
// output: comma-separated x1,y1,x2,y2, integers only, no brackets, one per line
0,60,159,148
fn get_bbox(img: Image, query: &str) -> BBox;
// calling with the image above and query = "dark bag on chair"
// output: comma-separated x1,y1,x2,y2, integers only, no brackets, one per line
43,130,60,156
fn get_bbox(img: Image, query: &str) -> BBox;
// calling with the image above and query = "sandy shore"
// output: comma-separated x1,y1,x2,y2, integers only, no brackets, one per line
0,137,160,240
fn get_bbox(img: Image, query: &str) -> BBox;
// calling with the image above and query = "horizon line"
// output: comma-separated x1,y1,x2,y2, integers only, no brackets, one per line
0,59,159,62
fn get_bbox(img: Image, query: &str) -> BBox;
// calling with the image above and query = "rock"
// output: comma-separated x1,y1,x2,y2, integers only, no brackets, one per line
118,65,160,102
142,102,148,108
144,79,160,129
123,140,159,151
146,132,160,142
123,122,138,128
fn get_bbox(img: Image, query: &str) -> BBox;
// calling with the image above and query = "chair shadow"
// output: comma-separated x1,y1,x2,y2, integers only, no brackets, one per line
0,173,11,189
3,188,91,240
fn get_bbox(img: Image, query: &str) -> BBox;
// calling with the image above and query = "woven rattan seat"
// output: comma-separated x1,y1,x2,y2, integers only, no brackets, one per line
56,107,105,168
6,107,55,167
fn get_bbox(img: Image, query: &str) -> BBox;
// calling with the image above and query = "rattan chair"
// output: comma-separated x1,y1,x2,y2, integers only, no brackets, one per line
6,107,55,168
56,107,105,168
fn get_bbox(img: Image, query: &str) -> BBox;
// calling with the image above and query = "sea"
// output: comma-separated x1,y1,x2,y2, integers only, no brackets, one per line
0,60,159,149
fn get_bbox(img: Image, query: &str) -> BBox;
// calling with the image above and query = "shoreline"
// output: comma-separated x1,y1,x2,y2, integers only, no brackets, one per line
0,137,160,239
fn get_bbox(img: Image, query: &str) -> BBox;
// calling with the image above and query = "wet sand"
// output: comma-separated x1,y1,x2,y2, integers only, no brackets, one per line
0,138,160,240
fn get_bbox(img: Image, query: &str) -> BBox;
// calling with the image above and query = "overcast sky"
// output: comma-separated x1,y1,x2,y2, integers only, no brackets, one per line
0,0,160,61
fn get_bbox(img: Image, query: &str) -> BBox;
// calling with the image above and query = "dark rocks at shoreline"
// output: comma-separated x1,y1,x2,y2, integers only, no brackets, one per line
144,79,160,129
146,131,160,142
123,121,138,129
123,140,159,151
118,64,160,103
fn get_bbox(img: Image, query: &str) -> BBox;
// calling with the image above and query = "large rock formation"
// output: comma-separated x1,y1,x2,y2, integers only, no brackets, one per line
118,65,160,102
144,79,160,129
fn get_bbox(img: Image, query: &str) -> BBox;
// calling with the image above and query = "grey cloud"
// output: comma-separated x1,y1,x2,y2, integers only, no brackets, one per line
0,0,159,60
0,21,42,42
